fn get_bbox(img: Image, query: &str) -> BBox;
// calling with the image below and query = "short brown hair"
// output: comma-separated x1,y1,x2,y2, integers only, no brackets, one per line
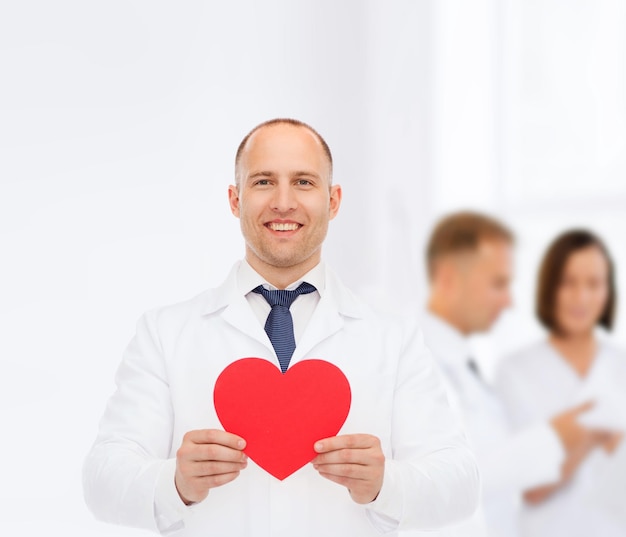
234,118,333,185
536,229,616,332
426,211,514,279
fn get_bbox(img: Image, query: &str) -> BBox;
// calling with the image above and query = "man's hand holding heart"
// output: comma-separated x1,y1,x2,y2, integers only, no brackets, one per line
312,433,385,504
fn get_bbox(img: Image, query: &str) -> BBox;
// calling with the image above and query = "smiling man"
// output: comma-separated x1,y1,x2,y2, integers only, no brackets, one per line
83,119,479,537
229,120,339,288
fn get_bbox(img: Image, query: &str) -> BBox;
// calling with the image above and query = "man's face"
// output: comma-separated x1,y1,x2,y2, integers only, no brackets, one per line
453,239,513,333
228,123,341,275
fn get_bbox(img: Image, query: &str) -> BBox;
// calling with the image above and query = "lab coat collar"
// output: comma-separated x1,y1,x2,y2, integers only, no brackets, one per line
237,258,326,296
200,261,367,357
200,260,365,319
420,311,494,405
290,265,367,363
200,262,244,316
420,311,472,371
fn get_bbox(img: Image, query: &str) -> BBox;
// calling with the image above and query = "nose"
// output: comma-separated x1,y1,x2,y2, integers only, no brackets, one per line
270,182,297,213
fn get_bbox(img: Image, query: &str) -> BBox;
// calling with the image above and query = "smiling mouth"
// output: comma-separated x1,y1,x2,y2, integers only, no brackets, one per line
266,222,301,231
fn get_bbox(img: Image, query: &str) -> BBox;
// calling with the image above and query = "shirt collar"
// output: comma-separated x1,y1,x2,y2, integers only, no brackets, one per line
237,259,326,296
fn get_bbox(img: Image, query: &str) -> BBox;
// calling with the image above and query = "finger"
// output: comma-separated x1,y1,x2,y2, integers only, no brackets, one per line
190,443,249,463
317,470,359,489
316,470,380,503
314,434,378,454
312,448,373,466
572,401,595,415
183,429,246,449
177,439,248,466
193,470,242,489
190,459,248,478
313,462,369,480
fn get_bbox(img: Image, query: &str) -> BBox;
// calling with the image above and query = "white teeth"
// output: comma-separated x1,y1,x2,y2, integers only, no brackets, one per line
269,222,299,231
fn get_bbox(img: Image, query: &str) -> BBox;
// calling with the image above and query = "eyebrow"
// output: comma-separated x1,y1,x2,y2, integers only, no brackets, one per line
292,171,320,178
248,171,275,179
248,170,321,179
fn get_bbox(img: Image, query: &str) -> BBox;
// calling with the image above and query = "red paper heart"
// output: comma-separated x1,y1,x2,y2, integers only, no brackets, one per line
213,358,351,480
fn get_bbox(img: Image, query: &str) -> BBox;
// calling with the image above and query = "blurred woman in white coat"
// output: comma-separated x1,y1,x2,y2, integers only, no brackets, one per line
496,229,626,537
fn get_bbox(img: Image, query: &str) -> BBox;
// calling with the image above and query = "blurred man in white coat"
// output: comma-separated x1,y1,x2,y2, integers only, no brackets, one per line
415,211,598,537
83,119,479,537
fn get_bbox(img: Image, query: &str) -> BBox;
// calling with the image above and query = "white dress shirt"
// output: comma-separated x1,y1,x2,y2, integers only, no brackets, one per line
83,262,480,537
239,258,324,346
495,338,626,537
406,312,564,537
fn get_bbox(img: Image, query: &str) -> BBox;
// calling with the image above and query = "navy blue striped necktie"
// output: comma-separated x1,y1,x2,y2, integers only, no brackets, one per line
253,282,317,373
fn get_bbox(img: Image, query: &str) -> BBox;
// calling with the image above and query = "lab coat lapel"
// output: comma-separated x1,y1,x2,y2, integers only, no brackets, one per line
221,294,272,350
290,292,344,364
203,262,366,366
202,262,273,353
290,266,366,365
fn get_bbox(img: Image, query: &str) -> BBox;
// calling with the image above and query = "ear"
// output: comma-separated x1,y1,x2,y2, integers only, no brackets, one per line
433,258,457,290
328,184,342,220
228,184,241,218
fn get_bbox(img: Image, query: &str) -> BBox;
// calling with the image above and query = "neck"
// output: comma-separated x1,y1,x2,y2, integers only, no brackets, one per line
549,330,597,377
427,295,470,336
246,254,320,289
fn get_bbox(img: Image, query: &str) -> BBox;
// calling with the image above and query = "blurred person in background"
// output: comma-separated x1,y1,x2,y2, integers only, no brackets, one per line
412,212,596,537
495,229,625,537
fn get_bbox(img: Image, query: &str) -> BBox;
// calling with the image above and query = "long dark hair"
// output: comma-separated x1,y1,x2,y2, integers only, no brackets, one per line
536,229,616,332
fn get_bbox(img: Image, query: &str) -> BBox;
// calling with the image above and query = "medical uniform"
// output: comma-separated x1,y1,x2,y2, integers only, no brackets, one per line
83,262,480,537
495,338,626,537
409,313,564,537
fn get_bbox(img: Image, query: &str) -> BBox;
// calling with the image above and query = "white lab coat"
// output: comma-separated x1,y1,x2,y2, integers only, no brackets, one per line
404,313,563,537
83,262,479,537
495,338,626,537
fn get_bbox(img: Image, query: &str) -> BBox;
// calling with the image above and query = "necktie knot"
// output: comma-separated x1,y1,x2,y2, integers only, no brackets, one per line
467,357,480,377
253,282,317,308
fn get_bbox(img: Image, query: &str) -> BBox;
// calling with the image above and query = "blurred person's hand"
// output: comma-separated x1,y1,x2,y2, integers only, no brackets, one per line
551,401,623,456
550,401,596,455
601,432,623,455
524,429,602,506
524,402,613,505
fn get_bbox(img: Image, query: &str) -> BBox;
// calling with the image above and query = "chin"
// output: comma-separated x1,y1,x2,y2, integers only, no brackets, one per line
262,253,312,269
558,322,596,337
472,322,493,334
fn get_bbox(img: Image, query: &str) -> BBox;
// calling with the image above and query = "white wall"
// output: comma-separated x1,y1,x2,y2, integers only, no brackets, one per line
423,0,626,376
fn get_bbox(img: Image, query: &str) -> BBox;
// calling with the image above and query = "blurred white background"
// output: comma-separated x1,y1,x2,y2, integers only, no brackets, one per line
1,1,625,534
